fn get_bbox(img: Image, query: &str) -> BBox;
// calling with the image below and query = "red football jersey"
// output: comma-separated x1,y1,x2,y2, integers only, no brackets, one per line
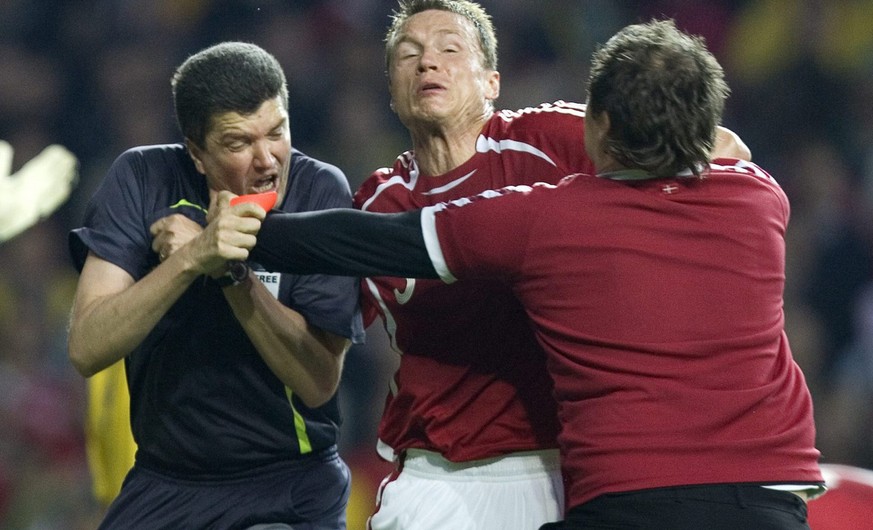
424,160,823,507
354,101,595,462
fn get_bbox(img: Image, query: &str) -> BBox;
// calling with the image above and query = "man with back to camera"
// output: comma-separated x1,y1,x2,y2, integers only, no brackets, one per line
67,41,364,529
223,19,825,529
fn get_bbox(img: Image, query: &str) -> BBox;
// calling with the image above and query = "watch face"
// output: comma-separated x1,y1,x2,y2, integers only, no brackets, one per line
229,260,250,282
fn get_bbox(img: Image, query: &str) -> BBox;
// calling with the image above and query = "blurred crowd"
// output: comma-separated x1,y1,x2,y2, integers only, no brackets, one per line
0,1,871,528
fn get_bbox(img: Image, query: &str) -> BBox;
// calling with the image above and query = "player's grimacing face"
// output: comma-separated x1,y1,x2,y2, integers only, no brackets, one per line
388,10,498,128
188,96,292,204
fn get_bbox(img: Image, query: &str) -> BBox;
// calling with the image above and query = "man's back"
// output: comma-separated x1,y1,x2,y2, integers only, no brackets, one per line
426,159,821,507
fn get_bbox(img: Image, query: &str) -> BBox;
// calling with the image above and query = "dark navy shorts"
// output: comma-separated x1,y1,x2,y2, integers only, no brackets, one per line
98,446,350,530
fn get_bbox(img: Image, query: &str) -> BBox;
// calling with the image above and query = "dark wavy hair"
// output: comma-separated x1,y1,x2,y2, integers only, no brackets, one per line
384,0,498,73
171,42,289,149
587,19,729,177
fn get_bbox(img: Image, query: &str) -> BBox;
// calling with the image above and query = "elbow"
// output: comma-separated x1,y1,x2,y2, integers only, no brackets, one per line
296,339,348,408
68,347,97,378
298,377,341,409
67,334,104,378
296,358,344,409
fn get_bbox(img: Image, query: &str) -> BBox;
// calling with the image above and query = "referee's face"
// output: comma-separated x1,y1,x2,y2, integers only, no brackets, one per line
188,96,292,204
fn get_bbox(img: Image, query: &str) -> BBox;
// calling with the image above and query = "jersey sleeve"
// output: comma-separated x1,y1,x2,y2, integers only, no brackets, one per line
421,185,539,284
68,149,153,279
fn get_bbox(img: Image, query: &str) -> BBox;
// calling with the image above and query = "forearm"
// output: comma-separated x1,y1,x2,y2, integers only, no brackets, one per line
68,252,201,377
222,274,349,408
251,209,438,279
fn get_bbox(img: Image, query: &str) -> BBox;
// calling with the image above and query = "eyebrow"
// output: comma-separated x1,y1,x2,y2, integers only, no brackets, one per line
398,28,468,46
216,116,287,143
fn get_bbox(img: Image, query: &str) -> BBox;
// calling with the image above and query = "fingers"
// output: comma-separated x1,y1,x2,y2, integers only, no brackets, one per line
149,214,204,262
210,188,234,210
151,190,266,272
207,189,233,224
30,145,79,215
0,142,79,243
198,204,263,272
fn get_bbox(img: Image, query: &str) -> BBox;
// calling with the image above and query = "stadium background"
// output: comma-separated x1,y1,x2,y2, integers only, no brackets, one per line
0,0,872,528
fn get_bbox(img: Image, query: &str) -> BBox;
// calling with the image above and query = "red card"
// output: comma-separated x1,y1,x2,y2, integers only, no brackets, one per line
230,190,278,211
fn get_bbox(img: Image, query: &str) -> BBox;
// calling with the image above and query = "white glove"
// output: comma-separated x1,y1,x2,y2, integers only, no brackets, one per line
0,140,79,243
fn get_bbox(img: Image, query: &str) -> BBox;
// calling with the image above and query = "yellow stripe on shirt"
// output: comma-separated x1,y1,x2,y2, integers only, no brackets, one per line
285,386,312,454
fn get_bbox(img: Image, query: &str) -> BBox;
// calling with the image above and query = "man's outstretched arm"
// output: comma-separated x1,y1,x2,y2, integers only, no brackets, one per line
251,208,440,279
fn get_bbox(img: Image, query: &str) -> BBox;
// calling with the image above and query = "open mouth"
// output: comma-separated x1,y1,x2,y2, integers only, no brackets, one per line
251,175,277,194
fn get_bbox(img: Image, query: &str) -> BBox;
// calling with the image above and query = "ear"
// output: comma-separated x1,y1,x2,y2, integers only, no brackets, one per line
186,139,206,175
591,110,611,143
485,70,500,101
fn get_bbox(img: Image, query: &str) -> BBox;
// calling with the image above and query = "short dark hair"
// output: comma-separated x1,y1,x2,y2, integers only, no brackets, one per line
587,19,729,177
171,42,289,149
385,0,497,72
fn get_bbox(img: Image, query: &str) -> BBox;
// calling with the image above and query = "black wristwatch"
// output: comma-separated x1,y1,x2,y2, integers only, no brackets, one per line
215,260,251,288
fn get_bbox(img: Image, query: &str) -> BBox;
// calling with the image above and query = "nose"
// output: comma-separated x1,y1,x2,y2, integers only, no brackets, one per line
417,48,438,73
251,140,274,169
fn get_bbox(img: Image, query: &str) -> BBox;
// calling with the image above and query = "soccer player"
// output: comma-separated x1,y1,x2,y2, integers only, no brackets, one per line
352,2,591,527
242,19,824,529
67,42,363,529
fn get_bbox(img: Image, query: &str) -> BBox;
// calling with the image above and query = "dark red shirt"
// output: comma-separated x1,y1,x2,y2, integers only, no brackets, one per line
354,101,595,461
424,160,822,507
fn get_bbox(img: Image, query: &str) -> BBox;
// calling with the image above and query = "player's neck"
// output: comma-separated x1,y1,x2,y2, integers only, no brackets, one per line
410,117,488,177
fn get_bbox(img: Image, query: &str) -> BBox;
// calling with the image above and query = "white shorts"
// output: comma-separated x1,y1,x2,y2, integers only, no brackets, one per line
367,448,563,530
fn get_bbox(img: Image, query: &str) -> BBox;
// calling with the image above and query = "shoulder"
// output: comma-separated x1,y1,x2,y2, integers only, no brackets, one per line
353,152,414,209
484,102,592,173
100,143,190,191
291,149,350,191
112,143,188,167
491,101,587,130
706,159,783,194
106,143,190,182
284,149,352,212
363,152,413,185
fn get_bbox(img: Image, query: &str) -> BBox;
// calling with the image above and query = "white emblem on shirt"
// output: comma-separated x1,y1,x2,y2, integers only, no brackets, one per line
394,278,415,304
421,171,476,196
476,135,557,166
